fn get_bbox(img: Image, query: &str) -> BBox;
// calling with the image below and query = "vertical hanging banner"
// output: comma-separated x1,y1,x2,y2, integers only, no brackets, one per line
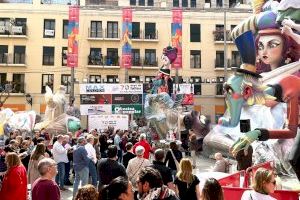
121,8,133,69
171,9,182,69
67,6,79,68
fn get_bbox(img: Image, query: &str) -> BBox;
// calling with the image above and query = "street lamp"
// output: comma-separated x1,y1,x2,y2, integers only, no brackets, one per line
25,93,32,108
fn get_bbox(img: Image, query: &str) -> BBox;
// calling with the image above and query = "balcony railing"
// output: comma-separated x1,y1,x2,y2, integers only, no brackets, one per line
132,30,159,40
132,57,142,66
88,55,103,65
85,0,117,6
215,84,224,95
0,0,32,3
0,82,25,93
88,28,103,38
41,0,79,5
144,57,158,66
0,25,27,36
213,30,232,41
215,59,230,68
230,59,242,68
104,28,120,39
0,53,26,65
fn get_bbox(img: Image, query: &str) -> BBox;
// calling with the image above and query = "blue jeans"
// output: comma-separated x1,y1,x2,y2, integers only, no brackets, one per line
88,159,98,187
117,150,122,163
55,162,65,188
64,161,71,183
73,167,89,198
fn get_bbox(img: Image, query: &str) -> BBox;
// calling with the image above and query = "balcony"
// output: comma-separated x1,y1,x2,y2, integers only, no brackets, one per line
88,28,103,40
0,82,25,94
132,57,142,66
230,59,242,68
41,0,79,5
215,84,224,96
0,25,27,38
0,0,32,3
0,53,26,66
215,59,231,70
88,55,103,66
85,0,117,6
132,30,159,42
104,28,120,40
213,30,232,42
144,57,158,67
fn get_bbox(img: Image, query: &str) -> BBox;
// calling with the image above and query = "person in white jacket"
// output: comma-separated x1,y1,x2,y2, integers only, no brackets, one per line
52,135,69,190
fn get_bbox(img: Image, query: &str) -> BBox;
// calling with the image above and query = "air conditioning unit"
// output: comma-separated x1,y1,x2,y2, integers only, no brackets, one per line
12,26,23,34
131,77,136,82
108,78,114,83
0,26,5,33
44,29,55,36
145,77,150,82
115,78,120,83
96,78,101,83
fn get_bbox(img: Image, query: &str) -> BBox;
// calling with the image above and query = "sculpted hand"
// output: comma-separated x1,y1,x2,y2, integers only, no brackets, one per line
230,129,261,156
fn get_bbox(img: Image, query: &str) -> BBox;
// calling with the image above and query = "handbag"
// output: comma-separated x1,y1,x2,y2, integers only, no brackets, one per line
170,150,180,171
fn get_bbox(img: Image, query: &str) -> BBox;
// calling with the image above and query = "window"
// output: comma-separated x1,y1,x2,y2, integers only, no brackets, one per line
214,24,225,41
216,77,224,95
0,73,7,92
62,47,67,66
231,51,241,68
90,21,102,38
63,20,68,39
231,25,237,31
182,0,188,7
139,0,145,6
129,76,140,83
43,46,55,66
107,21,118,38
145,76,155,82
89,75,101,83
130,0,136,5
41,74,54,93
107,75,118,83
132,49,141,66
61,74,71,94
191,76,201,95
215,51,224,68
145,23,156,39
0,45,8,63
190,50,201,68
14,46,26,64
217,0,223,7
191,0,196,7
190,24,201,42
12,74,25,93
89,48,102,65
106,48,118,66
14,18,27,35
0,18,10,35
173,0,179,7
44,19,55,38
144,49,156,66
229,0,238,7
132,22,140,39
148,0,154,6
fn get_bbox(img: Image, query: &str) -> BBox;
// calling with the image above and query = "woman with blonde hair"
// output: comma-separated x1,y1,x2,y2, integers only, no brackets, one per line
0,152,27,200
28,143,46,185
75,184,99,200
241,168,277,200
174,158,201,199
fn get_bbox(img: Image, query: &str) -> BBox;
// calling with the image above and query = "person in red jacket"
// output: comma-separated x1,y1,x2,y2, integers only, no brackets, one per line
0,152,27,200
133,133,153,159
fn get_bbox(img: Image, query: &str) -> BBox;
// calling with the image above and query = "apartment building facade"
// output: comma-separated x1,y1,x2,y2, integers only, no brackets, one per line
0,0,252,126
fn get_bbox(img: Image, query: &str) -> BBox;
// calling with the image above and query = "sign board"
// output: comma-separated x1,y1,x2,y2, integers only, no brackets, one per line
80,94,112,104
88,114,129,131
80,83,143,94
112,94,142,104
80,104,112,115
112,104,142,115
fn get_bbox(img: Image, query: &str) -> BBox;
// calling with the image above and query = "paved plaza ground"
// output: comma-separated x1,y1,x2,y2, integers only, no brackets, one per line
59,154,300,200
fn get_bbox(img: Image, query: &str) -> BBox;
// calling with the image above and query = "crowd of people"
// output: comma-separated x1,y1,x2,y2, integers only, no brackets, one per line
0,127,279,200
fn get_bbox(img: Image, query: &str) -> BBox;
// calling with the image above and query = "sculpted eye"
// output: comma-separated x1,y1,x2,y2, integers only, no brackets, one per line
258,43,264,50
269,42,280,48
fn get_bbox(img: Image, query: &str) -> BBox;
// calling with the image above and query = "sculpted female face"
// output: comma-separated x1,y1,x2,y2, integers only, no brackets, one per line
257,35,283,69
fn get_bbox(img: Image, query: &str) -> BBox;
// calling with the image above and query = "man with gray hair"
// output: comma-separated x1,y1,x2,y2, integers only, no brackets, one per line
127,145,150,190
31,158,60,200
73,136,90,198
133,133,152,159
